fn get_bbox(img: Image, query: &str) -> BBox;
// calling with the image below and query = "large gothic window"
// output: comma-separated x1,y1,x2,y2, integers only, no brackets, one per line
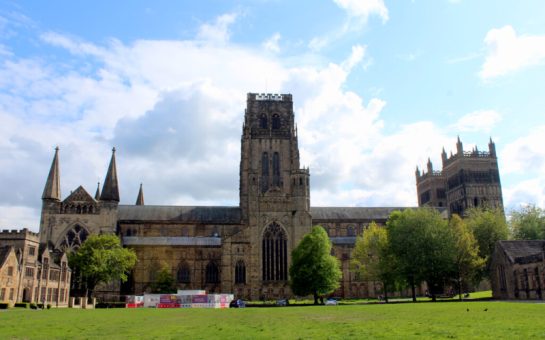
205,261,219,284
235,260,246,284
262,223,287,281
261,152,269,193
272,114,281,129
59,225,89,251
177,263,191,283
272,152,281,187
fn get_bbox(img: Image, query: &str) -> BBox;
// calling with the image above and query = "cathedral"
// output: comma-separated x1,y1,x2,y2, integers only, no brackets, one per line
37,93,408,300
33,93,504,301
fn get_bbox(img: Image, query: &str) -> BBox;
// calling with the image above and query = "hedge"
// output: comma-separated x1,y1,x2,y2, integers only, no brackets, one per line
0,303,10,309
14,302,29,308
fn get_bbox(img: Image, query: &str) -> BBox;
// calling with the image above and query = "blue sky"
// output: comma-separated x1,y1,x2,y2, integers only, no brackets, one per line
1,0,545,231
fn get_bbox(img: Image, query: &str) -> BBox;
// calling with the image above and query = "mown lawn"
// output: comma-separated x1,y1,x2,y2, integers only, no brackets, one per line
1,301,543,339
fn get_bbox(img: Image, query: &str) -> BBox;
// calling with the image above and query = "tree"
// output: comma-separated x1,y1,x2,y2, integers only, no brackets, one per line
465,208,509,279
510,205,545,240
289,226,342,304
351,222,398,302
449,214,485,300
151,263,176,293
387,208,457,302
69,234,137,298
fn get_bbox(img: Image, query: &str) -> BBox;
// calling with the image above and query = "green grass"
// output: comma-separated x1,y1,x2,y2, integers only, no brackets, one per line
1,300,543,339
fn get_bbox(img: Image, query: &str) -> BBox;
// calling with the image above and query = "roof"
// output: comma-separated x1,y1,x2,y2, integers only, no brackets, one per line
123,236,221,247
0,246,14,268
497,240,545,265
118,205,242,224
310,207,414,221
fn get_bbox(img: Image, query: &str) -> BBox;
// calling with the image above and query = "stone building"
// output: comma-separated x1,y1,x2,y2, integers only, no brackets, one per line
0,228,71,306
36,93,424,300
416,137,503,216
490,240,544,300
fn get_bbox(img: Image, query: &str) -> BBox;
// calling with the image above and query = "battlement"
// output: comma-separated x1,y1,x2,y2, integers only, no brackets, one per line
0,228,40,240
249,93,292,102
444,149,494,167
416,170,443,182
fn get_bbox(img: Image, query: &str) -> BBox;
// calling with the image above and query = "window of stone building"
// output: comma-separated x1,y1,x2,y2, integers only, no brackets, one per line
53,288,59,302
9,288,14,300
42,258,49,279
29,246,36,256
262,222,287,281
272,152,281,187
0,288,5,300
177,264,191,283
498,265,507,291
34,287,39,303
235,260,246,284
261,152,269,193
60,288,65,303
205,261,219,284
59,224,89,251
7,266,13,276
40,287,46,302
25,267,34,278
347,226,355,237
260,114,268,129
47,288,52,302
272,114,280,129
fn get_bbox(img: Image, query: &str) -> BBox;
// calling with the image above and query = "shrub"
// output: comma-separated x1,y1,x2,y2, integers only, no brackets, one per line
30,303,37,310
14,302,29,308
46,304,52,309
37,303,44,309
0,303,10,309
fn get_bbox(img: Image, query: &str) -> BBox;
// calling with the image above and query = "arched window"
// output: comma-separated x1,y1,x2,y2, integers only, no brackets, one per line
272,114,281,129
272,152,280,187
261,152,269,193
262,222,287,281
59,224,89,251
205,261,219,284
177,263,191,283
260,114,268,129
235,260,246,284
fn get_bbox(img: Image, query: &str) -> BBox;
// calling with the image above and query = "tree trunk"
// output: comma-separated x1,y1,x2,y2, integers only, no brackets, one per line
410,276,417,302
383,281,389,303
313,290,319,305
458,275,463,301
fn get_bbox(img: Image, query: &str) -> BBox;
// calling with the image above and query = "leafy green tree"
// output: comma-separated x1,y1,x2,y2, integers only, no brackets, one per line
289,226,342,305
351,222,398,302
69,234,137,298
449,214,485,300
510,205,545,240
387,208,457,302
465,208,509,279
151,264,176,293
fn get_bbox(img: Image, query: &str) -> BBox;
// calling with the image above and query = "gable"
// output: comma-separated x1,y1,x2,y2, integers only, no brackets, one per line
62,186,96,204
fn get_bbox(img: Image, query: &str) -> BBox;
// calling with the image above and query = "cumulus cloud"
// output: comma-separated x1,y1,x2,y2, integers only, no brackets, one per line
262,33,281,54
480,25,545,80
333,0,389,23
451,110,502,133
196,13,238,45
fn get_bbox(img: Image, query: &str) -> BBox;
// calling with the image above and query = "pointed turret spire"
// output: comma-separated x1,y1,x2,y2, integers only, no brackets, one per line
427,157,433,173
100,148,119,202
415,166,420,177
42,146,61,201
135,183,144,205
94,182,101,200
441,147,447,165
456,136,463,155
488,137,496,157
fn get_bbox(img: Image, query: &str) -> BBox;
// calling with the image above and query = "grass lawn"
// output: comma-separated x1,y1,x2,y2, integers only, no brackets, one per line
1,300,543,339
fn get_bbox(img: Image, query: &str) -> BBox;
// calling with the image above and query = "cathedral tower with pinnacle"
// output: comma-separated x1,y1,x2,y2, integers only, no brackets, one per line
239,93,312,297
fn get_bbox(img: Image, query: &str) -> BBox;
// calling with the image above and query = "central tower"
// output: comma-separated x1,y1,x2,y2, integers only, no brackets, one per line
239,93,311,298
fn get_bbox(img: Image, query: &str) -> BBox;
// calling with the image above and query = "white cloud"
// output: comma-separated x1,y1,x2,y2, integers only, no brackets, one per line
451,109,502,133
196,13,238,45
333,0,389,23
262,33,281,53
480,25,545,80
501,126,545,174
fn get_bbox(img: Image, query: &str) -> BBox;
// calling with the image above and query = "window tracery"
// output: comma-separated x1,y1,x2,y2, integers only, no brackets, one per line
262,222,287,281
59,224,89,251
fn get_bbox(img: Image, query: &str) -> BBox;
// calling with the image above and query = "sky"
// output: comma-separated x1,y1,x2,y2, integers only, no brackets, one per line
1,0,545,232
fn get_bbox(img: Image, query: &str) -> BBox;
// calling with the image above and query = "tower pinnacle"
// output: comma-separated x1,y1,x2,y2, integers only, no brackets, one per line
135,183,144,206
100,148,120,202
42,146,61,201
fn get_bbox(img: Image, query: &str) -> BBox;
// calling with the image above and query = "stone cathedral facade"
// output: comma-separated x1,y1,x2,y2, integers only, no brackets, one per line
38,93,459,300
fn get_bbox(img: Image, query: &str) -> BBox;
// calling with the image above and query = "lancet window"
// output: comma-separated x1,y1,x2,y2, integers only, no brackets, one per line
59,224,89,251
205,261,219,284
235,260,246,284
